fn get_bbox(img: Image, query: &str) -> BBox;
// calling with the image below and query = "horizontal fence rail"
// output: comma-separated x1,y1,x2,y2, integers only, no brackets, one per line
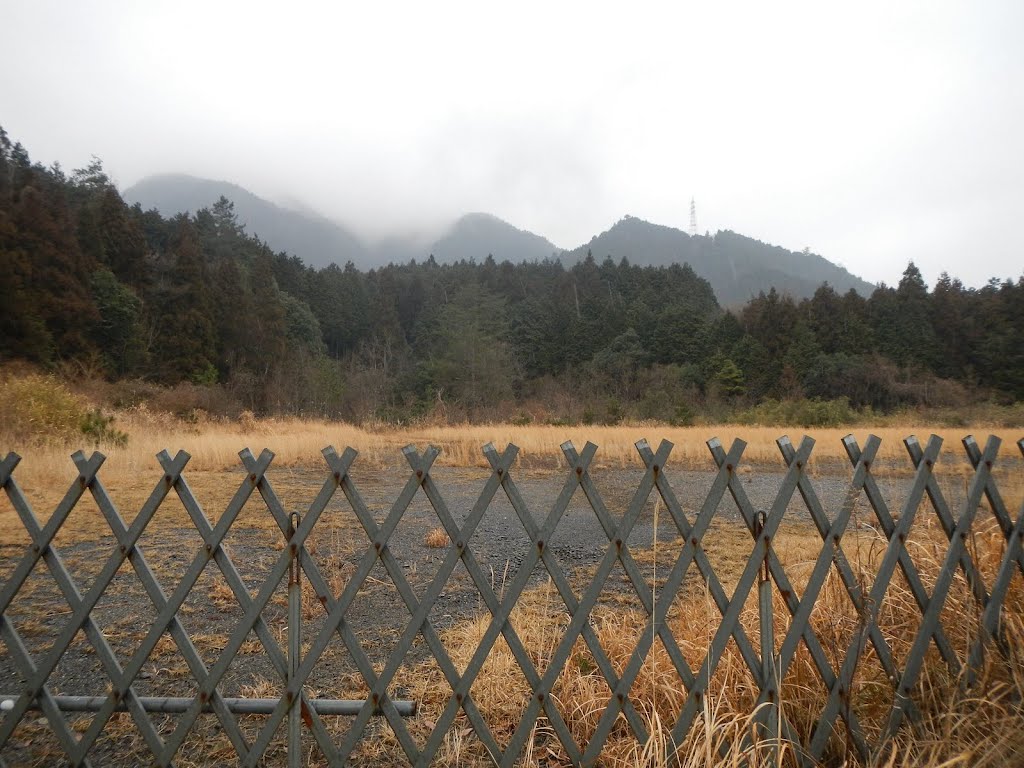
0,435,1022,766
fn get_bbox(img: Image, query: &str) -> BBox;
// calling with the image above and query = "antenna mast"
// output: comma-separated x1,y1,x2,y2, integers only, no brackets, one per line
688,197,698,237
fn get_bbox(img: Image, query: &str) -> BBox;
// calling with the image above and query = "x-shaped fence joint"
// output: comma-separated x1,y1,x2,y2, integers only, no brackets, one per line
236,445,360,765
881,435,1000,742
964,438,1024,683
808,435,945,758
679,436,813,754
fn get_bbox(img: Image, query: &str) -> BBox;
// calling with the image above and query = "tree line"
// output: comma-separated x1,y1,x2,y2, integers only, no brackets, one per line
1,127,1021,423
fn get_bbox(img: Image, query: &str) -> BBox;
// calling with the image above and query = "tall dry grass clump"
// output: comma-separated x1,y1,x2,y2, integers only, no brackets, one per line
0,373,126,448
396,519,1024,767
0,373,86,445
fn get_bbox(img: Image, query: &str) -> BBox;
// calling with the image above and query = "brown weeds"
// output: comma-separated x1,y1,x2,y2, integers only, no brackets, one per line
424,527,450,548
2,408,1022,767
394,521,1024,767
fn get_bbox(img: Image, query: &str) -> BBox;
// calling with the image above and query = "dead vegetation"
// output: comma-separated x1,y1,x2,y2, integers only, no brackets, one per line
424,527,450,549
4,407,1021,495
390,515,1024,767
1,414,1022,766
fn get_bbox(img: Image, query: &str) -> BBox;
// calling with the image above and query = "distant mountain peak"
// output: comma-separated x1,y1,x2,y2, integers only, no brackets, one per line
123,174,367,266
123,174,876,301
566,216,875,305
429,212,560,263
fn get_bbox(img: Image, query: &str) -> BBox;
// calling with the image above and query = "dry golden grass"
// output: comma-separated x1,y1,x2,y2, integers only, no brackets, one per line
2,408,1022,767
391,519,1024,767
424,527,450,549
4,408,1021,493
6,412,1019,569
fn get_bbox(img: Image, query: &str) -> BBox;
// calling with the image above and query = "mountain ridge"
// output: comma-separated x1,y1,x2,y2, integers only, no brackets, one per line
123,173,369,265
564,215,876,305
123,174,875,303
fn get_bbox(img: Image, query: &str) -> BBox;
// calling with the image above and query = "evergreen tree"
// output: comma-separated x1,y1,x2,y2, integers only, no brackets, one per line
89,268,148,376
155,217,218,383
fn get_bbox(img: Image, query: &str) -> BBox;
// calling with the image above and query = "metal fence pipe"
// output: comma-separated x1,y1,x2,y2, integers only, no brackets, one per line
0,696,417,716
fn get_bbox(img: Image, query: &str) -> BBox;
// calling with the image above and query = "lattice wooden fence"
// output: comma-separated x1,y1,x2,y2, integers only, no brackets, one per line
1,433,1022,767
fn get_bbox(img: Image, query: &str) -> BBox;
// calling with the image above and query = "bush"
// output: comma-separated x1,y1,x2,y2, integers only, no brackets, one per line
150,382,242,419
736,397,859,428
0,373,128,447
636,364,702,425
670,402,696,427
603,397,624,425
80,408,128,448
0,374,84,445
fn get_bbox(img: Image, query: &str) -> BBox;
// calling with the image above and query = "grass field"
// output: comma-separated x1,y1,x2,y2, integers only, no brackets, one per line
2,412,1023,766
5,407,1022,488
3,412,1020,549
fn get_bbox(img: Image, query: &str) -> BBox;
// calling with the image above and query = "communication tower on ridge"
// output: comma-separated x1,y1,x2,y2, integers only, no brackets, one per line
689,197,698,237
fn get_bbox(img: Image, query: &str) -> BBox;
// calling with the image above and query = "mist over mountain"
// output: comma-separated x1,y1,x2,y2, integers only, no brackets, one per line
565,216,876,306
124,175,875,304
123,174,368,266
428,212,559,263
123,176,558,269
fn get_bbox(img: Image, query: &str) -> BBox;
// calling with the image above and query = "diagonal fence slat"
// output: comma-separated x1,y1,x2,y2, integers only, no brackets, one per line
61,449,226,766
170,447,345,767
665,436,815,752
808,435,954,758
336,444,512,765
507,439,675,763
79,448,286,765
770,435,875,761
0,453,104,766
569,439,699,761
440,441,602,767
880,435,999,742
965,438,1024,682
1,433,1022,767
402,442,518,767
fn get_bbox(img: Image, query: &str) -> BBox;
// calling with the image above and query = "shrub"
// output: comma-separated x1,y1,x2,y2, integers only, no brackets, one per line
736,397,859,428
80,408,128,448
670,402,696,427
603,397,624,425
0,374,84,445
0,373,128,447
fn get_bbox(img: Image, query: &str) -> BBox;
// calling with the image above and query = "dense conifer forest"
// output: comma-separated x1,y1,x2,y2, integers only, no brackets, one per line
1,127,1022,424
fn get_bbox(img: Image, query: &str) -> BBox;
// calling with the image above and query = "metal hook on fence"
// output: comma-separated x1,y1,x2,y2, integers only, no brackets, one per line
288,511,302,586
754,509,778,761
287,511,302,768
756,510,770,583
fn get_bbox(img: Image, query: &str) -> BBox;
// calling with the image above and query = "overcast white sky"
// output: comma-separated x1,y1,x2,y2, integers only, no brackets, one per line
1,1,1021,287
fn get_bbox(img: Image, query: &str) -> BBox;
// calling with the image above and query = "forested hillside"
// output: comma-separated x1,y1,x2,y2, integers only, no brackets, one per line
126,174,872,307
566,216,876,305
125,176,561,269
2,128,1022,424
124,174,369,268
